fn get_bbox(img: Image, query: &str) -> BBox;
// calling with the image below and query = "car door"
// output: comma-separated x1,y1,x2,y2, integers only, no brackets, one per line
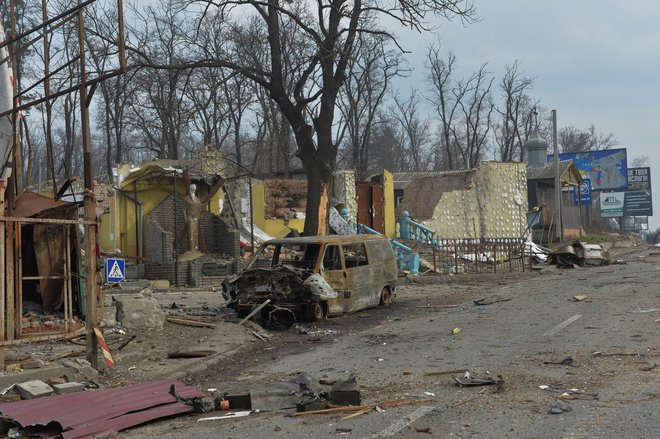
341,242,373,312
320,244,348,315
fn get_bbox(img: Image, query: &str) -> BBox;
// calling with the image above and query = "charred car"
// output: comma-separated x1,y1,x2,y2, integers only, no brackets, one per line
222,235,398,328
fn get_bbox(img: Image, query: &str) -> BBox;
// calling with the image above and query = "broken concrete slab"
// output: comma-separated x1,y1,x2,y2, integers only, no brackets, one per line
114,295,166,330
62,359,98,381
16,380,54,399
150,279,171,289
53,382,86,395
20,359,44,370
0,366,73,390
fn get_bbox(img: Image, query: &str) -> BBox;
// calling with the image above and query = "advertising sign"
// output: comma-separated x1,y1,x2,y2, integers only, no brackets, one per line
551,148,628,191
627,167,651,191
572,178,592,206
624,190,653,216
600,192,625,217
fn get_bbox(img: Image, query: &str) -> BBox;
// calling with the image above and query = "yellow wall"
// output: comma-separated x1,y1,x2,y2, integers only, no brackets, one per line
383,169,395,238
98,180,189,257
251,182,305,238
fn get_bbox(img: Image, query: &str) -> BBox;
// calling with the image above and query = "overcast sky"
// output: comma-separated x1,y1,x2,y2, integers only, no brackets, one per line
393,0,659,228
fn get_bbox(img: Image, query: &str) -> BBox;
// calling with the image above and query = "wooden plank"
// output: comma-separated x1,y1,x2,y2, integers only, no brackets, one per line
6,221,14,341
166,316,218,329
0,216,96,225
293,397,434,417
238,299,271,326
0,181,5,369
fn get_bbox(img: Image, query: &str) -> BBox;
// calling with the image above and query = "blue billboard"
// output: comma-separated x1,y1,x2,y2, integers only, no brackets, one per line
573,178,592,206
549,148,628,191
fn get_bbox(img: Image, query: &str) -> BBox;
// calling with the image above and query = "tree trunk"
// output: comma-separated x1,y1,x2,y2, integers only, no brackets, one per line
304,164,332,236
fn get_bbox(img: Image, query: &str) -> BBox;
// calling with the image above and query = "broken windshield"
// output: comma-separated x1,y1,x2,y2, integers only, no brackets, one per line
250,243,321,270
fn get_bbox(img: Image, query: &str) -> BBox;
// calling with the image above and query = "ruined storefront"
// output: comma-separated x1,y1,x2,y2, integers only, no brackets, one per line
99,148,244,286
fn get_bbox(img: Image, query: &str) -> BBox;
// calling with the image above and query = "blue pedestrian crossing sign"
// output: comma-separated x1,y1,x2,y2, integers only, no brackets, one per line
106,258,125,282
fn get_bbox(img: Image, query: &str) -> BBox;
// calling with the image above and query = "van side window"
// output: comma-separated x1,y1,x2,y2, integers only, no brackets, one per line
342,243,369,268
322,245,342,270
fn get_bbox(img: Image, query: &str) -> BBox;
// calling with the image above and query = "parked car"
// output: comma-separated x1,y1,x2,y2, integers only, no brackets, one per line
222,235,398,328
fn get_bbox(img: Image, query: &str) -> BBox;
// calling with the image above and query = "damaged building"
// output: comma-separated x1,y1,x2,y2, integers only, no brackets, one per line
252,169,396,238
98,148,245,286
396,162,529,240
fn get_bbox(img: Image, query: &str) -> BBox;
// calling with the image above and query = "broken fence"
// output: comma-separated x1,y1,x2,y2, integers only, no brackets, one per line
427,238,528,275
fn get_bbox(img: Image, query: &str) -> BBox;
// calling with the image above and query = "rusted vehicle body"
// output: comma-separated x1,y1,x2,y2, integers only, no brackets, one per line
222,235,398,327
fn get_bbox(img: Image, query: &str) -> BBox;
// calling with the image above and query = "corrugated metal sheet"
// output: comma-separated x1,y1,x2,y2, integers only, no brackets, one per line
526,160,573,181
11,191,76,218
0,380,204,438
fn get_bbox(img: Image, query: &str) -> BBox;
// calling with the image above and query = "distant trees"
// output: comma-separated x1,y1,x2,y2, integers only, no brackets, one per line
558,124,618,153
9,0,630,232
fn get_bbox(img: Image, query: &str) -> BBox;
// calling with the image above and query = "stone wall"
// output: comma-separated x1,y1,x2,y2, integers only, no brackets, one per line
402,162,528,239
332,170,358,223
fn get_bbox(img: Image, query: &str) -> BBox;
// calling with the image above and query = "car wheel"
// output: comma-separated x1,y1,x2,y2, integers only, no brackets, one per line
306,301,325,322
380,287,393,307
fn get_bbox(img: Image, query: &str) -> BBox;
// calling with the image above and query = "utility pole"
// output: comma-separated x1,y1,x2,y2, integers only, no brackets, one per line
78,4,99,369
552,110,562,242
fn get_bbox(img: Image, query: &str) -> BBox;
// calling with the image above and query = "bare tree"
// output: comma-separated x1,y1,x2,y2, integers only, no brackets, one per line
559,124,618,153
154,0,478,234
426,43,461,170
452,63,494,168
494,61,537,163
390,90,432,171
86,3,135,181
337,32,403,179
125,0,194,159
630,155,649,168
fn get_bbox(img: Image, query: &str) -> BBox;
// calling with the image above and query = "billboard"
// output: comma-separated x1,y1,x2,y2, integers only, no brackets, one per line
600,192,625,217
627,167,651,191
551,148,628,191
572,178,592,206
624,191,653,216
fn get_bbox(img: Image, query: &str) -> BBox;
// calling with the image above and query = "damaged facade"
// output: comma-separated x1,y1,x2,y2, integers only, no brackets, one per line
252,169,396,239
98,148,244,286
397,162,529,240
526,160,583,243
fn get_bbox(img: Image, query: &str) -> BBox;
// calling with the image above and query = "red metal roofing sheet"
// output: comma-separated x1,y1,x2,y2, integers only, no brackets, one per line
10,191,74,218
0,380,204,437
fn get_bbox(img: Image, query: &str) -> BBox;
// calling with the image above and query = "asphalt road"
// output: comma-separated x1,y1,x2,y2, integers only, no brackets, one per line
124,244,660,438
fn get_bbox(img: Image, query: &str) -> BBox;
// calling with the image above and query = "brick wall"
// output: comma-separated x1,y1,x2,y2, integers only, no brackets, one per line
144,193,242,284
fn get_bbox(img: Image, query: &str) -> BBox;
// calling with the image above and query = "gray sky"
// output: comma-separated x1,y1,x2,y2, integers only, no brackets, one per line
395,0,660,228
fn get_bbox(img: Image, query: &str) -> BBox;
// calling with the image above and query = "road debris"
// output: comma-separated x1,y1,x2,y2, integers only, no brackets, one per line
424,369,468,377
198,411,252,421
572,295,589,302
292,397,434,417
473,297,511,306
451,327,462,335
166,315,218,328
452,375,501,387
415,427,433,434
543,357,575,366
548,403,573,414
168,350,216,359
548,241,609,268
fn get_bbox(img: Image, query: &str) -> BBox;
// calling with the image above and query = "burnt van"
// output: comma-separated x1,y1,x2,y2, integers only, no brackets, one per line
222,235,397,327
